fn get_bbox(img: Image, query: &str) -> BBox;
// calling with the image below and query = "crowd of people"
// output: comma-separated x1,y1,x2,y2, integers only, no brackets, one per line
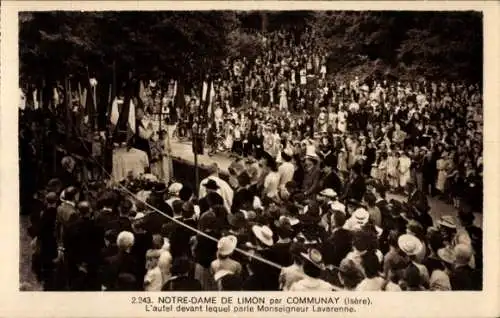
161,29,484,213
22,28,483,292
26,150,482,291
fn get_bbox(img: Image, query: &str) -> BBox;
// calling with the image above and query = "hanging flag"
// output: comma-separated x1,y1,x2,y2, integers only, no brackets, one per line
139,80,146,102
53,87,60,107
128,99,136,134
110,97,122,127
207,81,215,118
174,80,185,112
202,80,209,102
81,87,88,110
33,89,39,110
85,85,94,123
112,93,136,143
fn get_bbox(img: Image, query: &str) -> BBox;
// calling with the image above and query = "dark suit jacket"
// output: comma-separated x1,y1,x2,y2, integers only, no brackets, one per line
322,228,353,267
68,217,104,268
345,175,366,202
376,199,391,227
147,195,174,218
320,171,343,196
408,190,430,214
199,192,224,214
103,251,141,290
450,265,481,291
247,248,282,291
162,276,202,291
231,188,252,214
163,219,192,259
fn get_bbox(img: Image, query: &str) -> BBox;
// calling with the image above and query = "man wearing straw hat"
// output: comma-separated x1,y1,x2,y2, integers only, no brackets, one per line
289,248,334,291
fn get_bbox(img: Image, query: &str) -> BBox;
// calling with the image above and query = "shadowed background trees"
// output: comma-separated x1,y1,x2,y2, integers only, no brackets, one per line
19,10,482,88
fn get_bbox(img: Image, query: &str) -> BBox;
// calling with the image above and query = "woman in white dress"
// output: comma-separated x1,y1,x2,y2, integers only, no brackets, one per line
337,106,347,133
263,159,281,201
377,151,388,186
337,148,348,174
435,152,449,194
263,127,274,157
224,122,234,152
279,85,288,112
317,108,328,133
398,151,412,189
387,151,399,189
327,108,337,131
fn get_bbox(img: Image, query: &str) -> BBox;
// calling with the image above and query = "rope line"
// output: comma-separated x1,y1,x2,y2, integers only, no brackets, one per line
72,129,343,291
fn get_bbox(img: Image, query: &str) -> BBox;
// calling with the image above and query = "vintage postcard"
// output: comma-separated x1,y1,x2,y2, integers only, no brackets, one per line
1,1,499,317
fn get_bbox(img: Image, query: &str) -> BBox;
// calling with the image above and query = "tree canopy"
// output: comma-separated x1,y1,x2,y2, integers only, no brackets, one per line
20,11,239,85
19,10,483,86
307,11,483,82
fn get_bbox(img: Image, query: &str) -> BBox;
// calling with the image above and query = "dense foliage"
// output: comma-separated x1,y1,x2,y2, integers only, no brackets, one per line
308,11,483,82
19,10,482,86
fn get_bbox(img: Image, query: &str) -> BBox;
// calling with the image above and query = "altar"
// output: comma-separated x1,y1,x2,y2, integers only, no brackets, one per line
112,146,149,182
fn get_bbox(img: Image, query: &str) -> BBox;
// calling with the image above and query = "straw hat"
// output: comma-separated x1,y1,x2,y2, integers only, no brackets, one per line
217,235,238,257
397,234,423,256
214,269,234,282
168,182,183,196
133,212,145,221
300,248,324,269
329,201,346,214
319,188,337,199
252,225,274,247
437,247,456,264
352,208,370,226
437,215,457,229
142,174,158,182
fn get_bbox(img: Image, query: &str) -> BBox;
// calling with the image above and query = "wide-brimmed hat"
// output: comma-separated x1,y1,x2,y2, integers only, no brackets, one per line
329,201,346,214
437,215,457,229
133,212,145,221
142,174,158,183
437,247,456,264
168,182,183,195
398,234,423,256
252,225,274,247
319,188,337,199
352,208,370,225
203,179,220,191
217,235,238,256
214,269,234,282
301,248,324,269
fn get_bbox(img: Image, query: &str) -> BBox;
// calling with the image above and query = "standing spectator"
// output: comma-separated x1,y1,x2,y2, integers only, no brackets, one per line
289,249,333,291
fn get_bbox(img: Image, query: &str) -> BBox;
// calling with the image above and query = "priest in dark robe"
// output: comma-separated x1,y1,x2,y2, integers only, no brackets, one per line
131,107,153,161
